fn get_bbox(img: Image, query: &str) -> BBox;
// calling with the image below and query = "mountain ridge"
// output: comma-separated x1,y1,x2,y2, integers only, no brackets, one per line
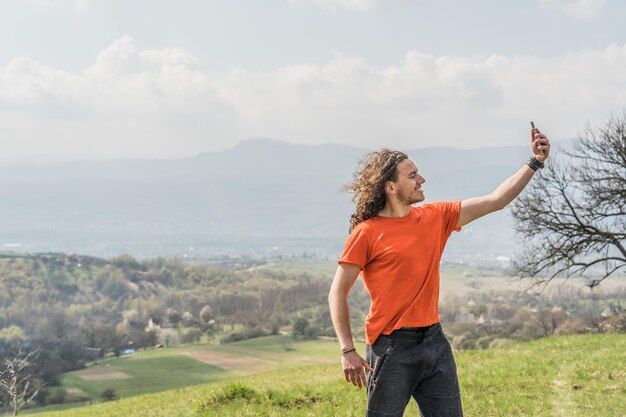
0,138,574,260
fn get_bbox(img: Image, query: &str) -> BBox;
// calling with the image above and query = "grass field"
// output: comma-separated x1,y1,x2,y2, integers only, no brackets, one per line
62,350,231,399
15,335,351,415
22,333,625,417
52,336,350,404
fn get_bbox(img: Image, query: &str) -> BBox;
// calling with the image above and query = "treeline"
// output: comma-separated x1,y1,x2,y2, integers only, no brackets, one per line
0,253,334,344
0,252,332,409
440,285,626,350
1,253,623,355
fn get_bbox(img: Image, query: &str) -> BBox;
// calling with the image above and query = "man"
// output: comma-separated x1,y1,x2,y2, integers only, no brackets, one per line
328,128,550,417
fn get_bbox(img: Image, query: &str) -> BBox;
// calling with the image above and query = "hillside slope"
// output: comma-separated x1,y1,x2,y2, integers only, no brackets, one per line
28,334,625,417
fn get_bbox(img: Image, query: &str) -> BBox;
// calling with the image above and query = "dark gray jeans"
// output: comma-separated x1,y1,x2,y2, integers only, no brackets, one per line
365,323,463,417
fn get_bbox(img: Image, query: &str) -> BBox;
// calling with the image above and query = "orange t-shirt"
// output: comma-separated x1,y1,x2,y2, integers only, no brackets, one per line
338,201,461,345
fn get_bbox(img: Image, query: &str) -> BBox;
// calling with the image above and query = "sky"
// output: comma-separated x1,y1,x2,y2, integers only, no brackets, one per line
1,0,625,161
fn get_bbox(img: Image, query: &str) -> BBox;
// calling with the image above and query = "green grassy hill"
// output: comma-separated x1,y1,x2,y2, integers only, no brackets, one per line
56,336,344,402
22,333,625,417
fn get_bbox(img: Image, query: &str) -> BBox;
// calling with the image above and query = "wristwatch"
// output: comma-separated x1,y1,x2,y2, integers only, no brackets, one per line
526,156,544,171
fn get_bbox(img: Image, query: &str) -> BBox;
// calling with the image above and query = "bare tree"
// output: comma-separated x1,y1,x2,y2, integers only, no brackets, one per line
0,345,44,415
534,309,566,337
511,113,626,290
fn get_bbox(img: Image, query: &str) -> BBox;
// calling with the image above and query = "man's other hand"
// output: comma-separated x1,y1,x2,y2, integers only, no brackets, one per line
342,351,373,389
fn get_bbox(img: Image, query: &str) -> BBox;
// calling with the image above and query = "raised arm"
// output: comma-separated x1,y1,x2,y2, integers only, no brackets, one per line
456,128,550,228
328,262,373,388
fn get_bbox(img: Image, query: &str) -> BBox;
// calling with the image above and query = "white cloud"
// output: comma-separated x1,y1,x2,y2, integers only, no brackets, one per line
74,0,93,13
287,0,382,12
19,0,93,13
538,0,606,20
22,0,51,6
0,36,234,159
1,37,626,160
216,45,626,151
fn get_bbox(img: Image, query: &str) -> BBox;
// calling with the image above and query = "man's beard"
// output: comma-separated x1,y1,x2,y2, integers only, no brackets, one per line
397,187,422,205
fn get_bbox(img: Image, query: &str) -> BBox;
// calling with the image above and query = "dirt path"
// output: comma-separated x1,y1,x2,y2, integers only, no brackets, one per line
174,346,336,373
72,368,131,381
225,346,336,365
174,349,274,370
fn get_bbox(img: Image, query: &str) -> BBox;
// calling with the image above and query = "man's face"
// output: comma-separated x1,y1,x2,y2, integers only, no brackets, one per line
392,159,426,205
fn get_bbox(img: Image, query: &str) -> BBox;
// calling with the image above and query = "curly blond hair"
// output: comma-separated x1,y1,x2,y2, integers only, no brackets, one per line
343,149,408,233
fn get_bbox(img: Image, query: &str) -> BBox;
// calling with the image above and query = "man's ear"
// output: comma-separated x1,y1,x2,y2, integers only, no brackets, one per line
385,181,396,194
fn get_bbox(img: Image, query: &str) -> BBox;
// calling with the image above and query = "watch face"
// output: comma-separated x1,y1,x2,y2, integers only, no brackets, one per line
529,158,543,170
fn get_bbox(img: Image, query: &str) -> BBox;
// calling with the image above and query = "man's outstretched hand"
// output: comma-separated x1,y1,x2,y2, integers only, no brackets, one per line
342,351,373,389
531,128,551,163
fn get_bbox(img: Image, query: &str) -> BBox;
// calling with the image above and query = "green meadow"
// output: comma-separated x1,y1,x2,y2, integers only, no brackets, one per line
53,336,350,403
22,333,625,417
62,350,230,399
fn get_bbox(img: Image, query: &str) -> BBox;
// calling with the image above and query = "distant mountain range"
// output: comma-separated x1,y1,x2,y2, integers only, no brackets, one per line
0,138,572,264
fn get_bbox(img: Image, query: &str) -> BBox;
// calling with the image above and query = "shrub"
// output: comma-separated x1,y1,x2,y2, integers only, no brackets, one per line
44,387,67,405
101,387,116,401
304,325,320,340
221,383,258,402
267,389,325,409
488,338,514,349
196,385,332,411
181,328,203,344
555,318,586,335
601,314,626,333
292,317,309,337
220,327,267,344
452,334,477,350
110,254,141,270
196,383,259,410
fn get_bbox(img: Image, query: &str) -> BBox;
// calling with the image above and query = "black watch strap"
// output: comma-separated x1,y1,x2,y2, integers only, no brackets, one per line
526,156,544,171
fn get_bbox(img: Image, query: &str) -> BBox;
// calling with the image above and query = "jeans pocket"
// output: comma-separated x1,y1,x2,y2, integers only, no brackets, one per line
371,347,390,383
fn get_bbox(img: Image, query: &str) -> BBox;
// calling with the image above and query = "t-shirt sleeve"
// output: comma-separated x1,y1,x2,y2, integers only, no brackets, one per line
431,201,462,236
337,224,371,270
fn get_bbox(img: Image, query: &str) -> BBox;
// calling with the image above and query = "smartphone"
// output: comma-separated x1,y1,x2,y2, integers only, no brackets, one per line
530,121,544,156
